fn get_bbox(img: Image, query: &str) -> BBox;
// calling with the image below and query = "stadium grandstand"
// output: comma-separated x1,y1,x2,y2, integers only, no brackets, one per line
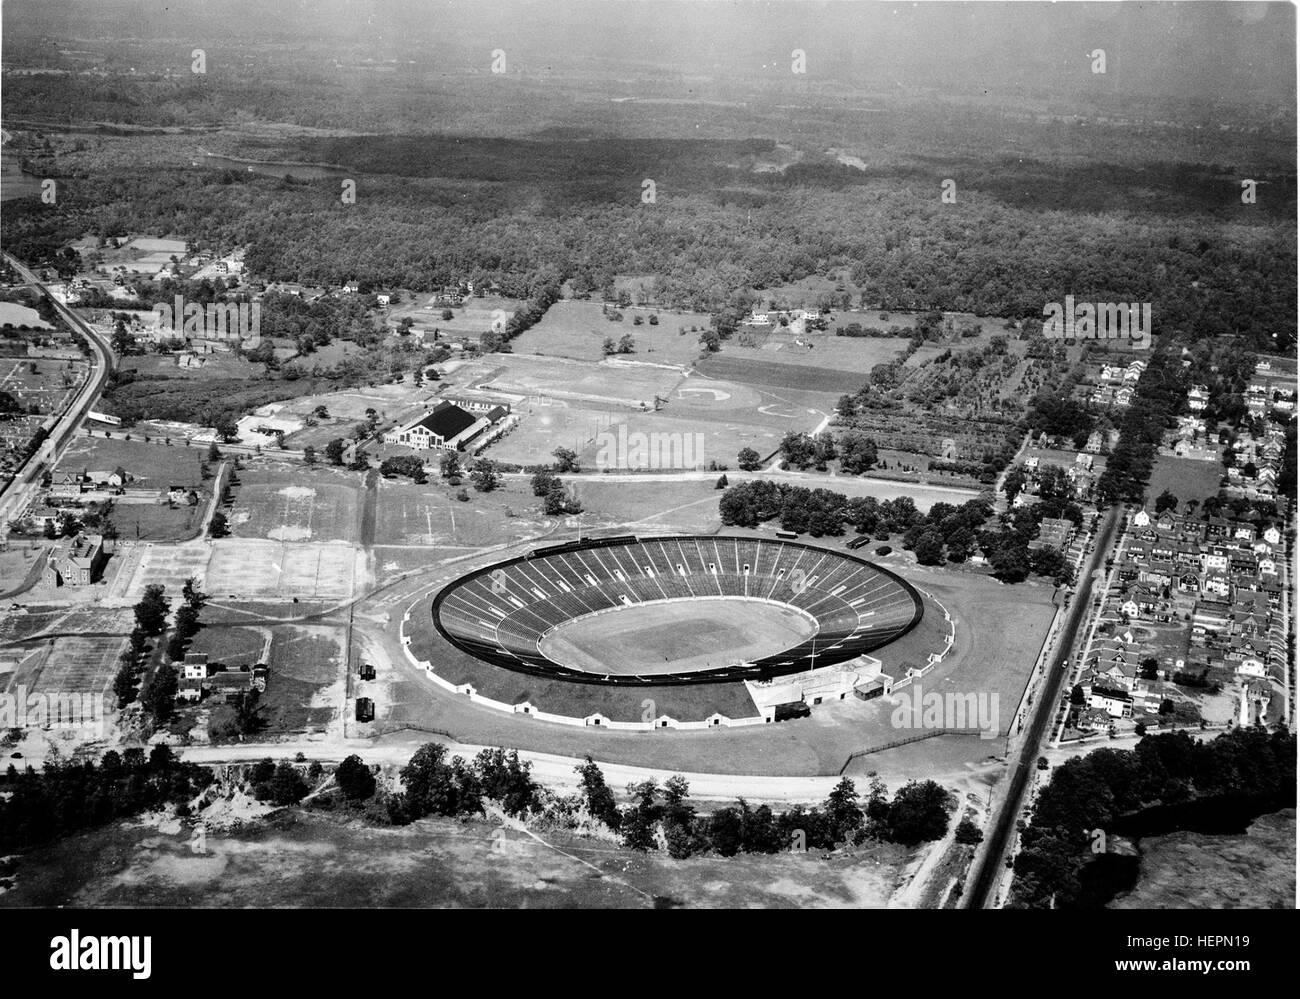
432,535,923,685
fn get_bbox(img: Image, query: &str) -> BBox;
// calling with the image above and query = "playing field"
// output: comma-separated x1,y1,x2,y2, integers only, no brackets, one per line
537,598,815,675
206,540,358,601
229,473,359,542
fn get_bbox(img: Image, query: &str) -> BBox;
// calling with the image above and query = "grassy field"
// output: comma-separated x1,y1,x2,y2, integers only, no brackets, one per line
260,625,343,731
109,495,207,542
228,468,360,543
727,329,911,375
57,436,209,490
539,599,814,674
508,299,712,365
187,625,268,667
696,353,863,395
1146,454,1224,506
374,476,552,547
476,353,682,408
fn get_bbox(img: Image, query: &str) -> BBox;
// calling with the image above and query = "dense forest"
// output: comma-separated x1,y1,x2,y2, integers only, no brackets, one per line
3,127,1294,353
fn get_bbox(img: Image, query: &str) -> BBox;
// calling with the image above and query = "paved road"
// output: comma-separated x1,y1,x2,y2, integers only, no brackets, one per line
0,253,114,535
962,503,1123,909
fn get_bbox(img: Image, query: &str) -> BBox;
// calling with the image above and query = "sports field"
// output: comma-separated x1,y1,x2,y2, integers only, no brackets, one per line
538,598,815,675
33,636,125,697
206,540,358,602
229,472,359,542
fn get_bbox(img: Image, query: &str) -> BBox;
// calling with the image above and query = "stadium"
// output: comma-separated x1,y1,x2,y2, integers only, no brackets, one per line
404,535,938,726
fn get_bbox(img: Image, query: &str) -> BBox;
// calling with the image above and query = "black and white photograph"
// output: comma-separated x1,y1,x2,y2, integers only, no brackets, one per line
0,0,1294,958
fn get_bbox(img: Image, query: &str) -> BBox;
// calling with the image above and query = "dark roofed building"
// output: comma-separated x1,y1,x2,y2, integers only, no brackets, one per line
382,400,483,452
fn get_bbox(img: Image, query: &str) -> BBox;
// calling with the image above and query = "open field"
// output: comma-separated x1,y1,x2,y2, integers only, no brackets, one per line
727,329,911,375
260,625,344,731
695,353,864,395
387,294,527,338
477,353,683,409
374,476,551,547
1146,454,1224,505
205,539,358,602
484,370,824,467
228,470,359,543
187,625,268,667
0,809,913,908
58,435,209,489
507,299,712,365
539,598,815,675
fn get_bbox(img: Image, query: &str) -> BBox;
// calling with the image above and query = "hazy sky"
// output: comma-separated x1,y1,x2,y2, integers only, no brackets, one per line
3,1,1295,104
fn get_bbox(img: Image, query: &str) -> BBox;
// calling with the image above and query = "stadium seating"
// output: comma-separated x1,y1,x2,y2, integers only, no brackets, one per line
432,535,923,685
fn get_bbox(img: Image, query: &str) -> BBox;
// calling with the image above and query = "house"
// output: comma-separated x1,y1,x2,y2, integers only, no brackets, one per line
1131,507,1151,528
1084,431,1104,454
1177,570,1201,593
1114,385,1134,407
382,400,485,452
177,678,204,703
376,293,391,307
356,697,375,722
359,663,376,681
181,653,210,681
1088,686,1134,719
1262,524,1281,545
166,485,191,504
85,467,130,491
1187,384,1210,412
1202,572,1231,599
1077,707,1114,733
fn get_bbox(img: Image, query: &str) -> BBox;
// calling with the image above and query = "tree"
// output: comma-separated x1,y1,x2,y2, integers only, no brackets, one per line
112,662,139,706
214,416,239,443
470,459,499,492
181,576,207,610
602,336,617,356
954,817,984,845
440,450,463,480
206,442,221,462
134,584,169,635
737,447,762,471
325,438,347,466
531,468,557,496
823,777,864,846
335,755,376,802
303,444,317,466
209,511,229,538
574,756,620,830
885,780,951,844
715,473,728,489
617,333,635,353
142,664,179,723
914,531,945,566
1154,489,1179,514
552,447,579,473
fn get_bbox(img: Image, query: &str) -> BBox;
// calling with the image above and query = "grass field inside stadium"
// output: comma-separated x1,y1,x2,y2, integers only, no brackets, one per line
537,597,815,675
